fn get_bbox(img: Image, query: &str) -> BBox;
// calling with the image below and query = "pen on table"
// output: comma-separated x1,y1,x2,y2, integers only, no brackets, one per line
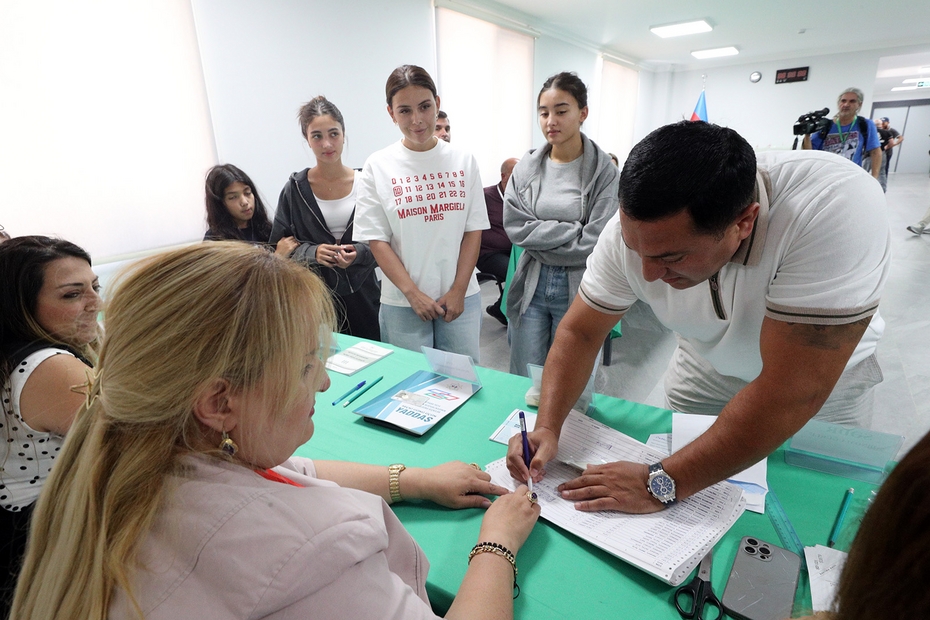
343,376,383,407
828,488,854,548
518,410,533,493
332,380,366,406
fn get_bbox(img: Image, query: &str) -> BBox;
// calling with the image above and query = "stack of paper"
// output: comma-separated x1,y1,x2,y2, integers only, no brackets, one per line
487,411,746,586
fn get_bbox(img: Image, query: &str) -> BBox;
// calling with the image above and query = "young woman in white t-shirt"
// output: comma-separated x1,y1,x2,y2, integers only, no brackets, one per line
354,65,488,362
271,96,381,341
0,236,100,614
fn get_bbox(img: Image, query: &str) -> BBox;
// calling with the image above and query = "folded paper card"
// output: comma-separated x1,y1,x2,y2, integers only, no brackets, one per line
353,347,481,436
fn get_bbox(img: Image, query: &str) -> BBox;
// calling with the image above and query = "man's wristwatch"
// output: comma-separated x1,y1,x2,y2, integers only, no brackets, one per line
646,462,677,506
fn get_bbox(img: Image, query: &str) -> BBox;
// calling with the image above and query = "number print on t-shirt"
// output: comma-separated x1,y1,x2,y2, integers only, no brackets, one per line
391,170,468,222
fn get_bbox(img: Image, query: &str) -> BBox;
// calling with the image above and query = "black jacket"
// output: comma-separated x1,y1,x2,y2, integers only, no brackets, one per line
271,169,378,296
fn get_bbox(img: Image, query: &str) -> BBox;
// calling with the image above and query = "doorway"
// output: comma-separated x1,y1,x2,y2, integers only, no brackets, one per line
872,99,930,175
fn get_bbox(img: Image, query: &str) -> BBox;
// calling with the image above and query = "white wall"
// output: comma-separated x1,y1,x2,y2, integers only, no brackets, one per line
531,37,601,151
190,0,436,210
637,45,930,153
9,0,921,264
648,50,884,152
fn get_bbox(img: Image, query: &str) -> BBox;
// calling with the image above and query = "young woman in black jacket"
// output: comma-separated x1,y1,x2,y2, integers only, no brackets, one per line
271,96,380,340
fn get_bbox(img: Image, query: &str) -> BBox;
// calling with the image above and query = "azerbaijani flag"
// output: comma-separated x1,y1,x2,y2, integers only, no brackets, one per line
690,90,708,122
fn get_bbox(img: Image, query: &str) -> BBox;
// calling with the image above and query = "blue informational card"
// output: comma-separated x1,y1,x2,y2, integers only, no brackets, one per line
353,369,481,435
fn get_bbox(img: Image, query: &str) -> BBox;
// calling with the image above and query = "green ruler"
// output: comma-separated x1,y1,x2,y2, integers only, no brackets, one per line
765,490,812,618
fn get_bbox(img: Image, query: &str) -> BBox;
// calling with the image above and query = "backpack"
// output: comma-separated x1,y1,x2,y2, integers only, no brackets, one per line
819,116,869,142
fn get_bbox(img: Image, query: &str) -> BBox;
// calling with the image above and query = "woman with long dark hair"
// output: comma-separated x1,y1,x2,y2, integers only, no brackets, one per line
271,96,381,340
0,236,100,614
204,164,298,256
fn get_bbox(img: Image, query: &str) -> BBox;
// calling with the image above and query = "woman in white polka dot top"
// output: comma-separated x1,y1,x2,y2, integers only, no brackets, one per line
0,236,100,612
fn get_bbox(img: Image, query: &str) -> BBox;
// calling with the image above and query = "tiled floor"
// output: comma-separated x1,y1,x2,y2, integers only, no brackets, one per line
478,172,930,458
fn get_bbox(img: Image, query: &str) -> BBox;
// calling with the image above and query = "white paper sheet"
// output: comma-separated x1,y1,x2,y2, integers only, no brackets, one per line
646,433,672,456
489,409,537,444
324,341,393,375
804,545,847,612
672,412,769,513
487,411,746,586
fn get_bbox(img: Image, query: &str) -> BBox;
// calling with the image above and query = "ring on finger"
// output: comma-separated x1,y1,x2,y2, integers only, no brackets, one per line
526,491,538,504
470,462,481,471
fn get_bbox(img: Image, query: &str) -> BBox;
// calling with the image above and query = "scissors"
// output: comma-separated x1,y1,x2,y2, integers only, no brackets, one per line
674,550,724,620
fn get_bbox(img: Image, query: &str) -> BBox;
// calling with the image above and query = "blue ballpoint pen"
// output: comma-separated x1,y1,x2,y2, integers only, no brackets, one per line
331,380,366,406
518,410,533,493
828,488,854,548
343,376,383,407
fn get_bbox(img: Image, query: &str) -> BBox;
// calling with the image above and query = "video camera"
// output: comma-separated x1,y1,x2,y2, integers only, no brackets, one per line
793,108,831,136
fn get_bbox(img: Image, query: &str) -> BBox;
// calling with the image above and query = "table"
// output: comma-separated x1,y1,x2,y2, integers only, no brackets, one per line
295,336,875,619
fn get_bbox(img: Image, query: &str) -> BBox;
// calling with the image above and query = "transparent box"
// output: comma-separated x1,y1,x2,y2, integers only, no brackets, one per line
785,419,903,483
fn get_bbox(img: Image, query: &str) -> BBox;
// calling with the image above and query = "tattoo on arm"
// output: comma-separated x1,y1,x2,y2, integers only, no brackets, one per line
783,317,872,350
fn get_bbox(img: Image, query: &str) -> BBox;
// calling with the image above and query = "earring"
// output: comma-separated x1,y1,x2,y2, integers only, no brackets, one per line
219,430,238,456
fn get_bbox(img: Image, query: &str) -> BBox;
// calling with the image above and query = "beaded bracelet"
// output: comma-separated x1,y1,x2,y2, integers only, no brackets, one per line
469,541,520,598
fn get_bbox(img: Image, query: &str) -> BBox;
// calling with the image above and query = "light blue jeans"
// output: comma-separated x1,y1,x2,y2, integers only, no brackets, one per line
380,292,482,363
509,264,570,376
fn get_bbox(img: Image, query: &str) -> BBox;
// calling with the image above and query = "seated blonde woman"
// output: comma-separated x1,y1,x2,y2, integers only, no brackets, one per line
12,243,539,619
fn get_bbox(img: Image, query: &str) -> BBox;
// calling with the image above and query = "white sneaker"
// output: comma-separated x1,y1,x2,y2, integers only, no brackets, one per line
906,224,927,235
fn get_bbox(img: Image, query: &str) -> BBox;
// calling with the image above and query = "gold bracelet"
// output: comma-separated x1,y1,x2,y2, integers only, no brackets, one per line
469,542,520,598
388,463,406,503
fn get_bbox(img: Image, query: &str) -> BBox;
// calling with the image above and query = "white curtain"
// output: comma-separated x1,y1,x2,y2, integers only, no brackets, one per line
596,59,640,166
0,0,216,262
435,7,535,187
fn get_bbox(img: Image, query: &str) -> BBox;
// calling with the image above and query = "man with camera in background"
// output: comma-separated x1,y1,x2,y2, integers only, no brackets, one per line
507,121,890,514
802,87,882,180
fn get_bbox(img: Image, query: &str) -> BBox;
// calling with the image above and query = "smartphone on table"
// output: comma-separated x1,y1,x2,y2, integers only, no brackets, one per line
722,536,801,620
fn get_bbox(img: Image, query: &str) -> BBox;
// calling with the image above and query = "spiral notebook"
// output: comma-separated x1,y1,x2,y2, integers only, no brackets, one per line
486,411,746,586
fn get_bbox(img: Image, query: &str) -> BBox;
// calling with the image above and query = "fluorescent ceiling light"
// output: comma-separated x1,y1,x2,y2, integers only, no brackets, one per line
891,86,918,91
651,20,712,38
691,46,739,59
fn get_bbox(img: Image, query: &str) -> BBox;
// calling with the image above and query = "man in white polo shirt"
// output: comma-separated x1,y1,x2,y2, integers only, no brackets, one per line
507,121,890,513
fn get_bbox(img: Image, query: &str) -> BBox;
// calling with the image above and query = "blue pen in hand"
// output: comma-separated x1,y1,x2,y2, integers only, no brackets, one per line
518,410,533,493
332,380,366,407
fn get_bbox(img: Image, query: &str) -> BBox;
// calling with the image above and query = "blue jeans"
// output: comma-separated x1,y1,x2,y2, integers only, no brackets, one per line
508,264,570,376
380,293,482,363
